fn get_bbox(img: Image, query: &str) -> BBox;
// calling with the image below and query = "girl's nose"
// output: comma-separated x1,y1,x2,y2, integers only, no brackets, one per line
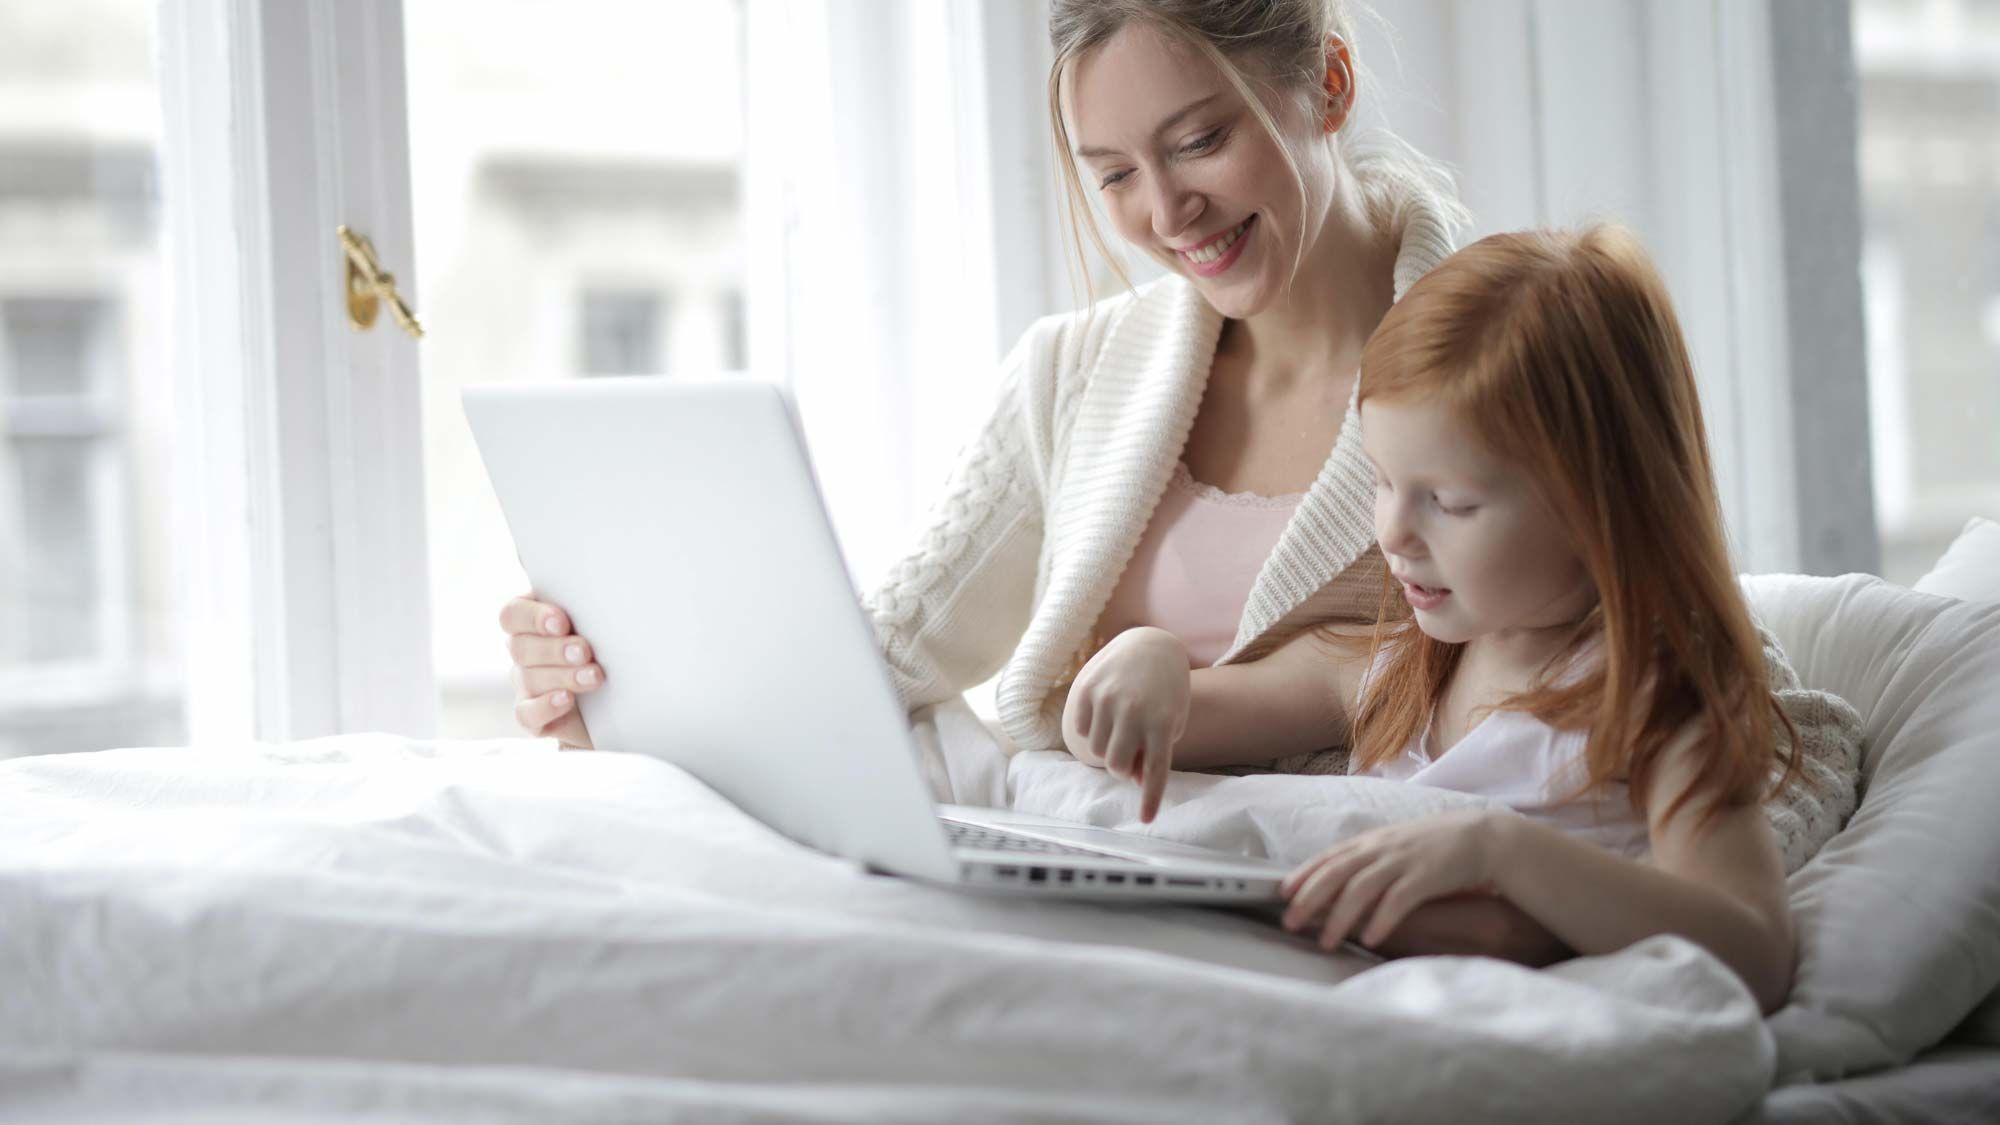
1377,498,1426,559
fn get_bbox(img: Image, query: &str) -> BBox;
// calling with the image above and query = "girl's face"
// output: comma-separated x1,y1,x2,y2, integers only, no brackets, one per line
1360,397,1597,645
1066,24,1337,320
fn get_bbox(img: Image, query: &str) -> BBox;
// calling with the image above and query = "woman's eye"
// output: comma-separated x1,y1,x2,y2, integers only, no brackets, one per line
1180,128,1223,156
1098,169,1131,189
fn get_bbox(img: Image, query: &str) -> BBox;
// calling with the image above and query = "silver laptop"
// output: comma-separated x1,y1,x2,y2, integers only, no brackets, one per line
462,377,1289,903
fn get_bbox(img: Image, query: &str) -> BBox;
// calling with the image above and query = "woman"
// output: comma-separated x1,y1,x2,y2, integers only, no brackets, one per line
509,0,1455,757
500,1,1555,959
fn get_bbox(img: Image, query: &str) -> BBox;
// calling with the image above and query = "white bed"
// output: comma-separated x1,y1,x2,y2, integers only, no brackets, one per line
2,524,1996,1122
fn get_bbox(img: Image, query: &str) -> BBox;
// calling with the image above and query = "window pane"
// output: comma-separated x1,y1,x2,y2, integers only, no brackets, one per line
406,0,749,737
12,437,100,664
0,0,181,757
4,298,106,397
580,289,663,375
1854,0,2000,583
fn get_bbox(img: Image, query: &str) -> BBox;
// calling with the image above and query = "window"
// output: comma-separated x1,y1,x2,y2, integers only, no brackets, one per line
0,2,180,759
1854,0,2000,583
580,289,664,375
405,0,749,737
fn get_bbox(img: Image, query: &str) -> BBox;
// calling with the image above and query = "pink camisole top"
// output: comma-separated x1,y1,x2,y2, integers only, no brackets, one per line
1095,461,1303,668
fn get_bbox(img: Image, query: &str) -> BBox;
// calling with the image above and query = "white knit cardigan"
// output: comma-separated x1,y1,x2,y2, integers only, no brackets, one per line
861,195,1458,755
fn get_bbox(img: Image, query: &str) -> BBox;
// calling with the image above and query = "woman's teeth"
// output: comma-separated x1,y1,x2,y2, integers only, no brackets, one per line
1183,217,1251,264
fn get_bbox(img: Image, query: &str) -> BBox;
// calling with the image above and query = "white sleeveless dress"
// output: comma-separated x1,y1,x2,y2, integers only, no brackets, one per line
1353,646,1652,858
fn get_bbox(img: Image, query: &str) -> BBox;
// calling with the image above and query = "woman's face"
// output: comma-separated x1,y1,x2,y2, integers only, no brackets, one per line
1067,24,1337,319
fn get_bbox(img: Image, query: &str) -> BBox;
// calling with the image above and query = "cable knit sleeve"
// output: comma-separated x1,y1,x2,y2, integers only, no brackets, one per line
860,315,1078,714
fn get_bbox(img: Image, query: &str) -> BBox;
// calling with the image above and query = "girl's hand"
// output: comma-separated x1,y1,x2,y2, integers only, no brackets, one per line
499,593,602,748
1060,627,1191,822
1279,809,1513,951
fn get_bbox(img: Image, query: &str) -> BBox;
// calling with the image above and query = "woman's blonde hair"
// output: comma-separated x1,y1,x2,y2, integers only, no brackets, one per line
1351,225,1801,826
1046,0,1466,308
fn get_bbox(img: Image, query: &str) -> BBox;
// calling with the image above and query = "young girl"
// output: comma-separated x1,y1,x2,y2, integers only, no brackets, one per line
1062,225,1801,1012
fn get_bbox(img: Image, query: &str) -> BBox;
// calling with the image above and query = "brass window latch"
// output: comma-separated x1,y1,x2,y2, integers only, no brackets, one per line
337,225,425,339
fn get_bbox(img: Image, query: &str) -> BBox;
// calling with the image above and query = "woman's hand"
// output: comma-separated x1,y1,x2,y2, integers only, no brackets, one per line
499,594,602,748
1061,627,1191,822
1279,809,1510,951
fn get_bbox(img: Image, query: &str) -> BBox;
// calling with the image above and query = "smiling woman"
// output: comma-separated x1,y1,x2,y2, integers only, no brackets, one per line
506,0,1471,768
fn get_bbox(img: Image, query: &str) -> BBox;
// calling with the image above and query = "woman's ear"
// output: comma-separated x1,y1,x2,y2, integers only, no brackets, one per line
1322,34,1356,134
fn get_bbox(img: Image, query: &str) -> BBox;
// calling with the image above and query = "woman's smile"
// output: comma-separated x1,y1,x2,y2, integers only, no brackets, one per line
1179,213,1256,276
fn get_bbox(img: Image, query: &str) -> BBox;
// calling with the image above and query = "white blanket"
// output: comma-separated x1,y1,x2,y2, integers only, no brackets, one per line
0,736,1771,1123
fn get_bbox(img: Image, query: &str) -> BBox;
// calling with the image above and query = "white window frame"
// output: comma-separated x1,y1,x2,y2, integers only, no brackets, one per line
161,0,433,743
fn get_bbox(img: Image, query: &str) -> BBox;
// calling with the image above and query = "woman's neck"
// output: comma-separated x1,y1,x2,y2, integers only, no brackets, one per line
1220,167,1399,383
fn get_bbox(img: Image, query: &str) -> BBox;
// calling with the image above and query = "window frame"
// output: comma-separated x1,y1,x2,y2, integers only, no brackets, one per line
161,0,434,743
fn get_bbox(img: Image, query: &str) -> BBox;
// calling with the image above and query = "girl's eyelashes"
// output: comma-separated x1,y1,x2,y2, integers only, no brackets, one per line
1433,494,1477,516
1098,168,1132,189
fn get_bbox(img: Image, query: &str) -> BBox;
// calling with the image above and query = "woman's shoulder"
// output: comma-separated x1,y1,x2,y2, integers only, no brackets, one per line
1015,273,1191,380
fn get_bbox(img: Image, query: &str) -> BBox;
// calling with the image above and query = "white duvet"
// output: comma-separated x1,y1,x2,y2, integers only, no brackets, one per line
0,734,1773,1124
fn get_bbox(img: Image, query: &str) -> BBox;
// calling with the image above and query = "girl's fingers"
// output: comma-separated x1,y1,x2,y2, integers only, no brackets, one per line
1361,876,1428,948
1283,851,1363,930
1319,861,1399,951
1138,723,1173,823
1101,719,1142,781
1281,840,1357,898
1069,689,1094,743
1085,695,1116,765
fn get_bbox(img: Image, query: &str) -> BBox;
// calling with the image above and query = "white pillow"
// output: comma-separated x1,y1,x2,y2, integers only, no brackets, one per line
1913,516,2000,603
1740,573,2000,1081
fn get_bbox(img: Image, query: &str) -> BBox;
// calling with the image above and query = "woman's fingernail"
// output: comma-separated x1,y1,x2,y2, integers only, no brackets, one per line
543,616,563,636
565,644,584,664
552,691,571,708
577,666,598,686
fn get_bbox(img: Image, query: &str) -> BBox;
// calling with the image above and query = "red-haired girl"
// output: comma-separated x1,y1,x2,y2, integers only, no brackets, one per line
1064,225,1801,1012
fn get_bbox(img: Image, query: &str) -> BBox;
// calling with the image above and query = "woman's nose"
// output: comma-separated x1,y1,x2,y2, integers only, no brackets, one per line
1148,173,1202,243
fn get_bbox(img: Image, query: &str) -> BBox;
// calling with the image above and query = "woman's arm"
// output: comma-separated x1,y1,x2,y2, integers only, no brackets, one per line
863,325,1066,712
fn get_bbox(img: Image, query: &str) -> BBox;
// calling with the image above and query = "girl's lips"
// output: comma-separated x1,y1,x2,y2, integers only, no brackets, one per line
1402,581,1452,612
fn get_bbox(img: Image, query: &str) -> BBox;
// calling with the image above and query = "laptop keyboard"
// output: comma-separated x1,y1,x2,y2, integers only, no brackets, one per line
942,819,1123,859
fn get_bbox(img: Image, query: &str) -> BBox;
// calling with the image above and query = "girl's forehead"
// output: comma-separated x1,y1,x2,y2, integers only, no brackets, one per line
1360,398,1510,478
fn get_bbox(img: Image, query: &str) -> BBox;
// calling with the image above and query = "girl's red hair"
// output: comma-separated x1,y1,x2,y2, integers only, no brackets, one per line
1352,225,1798,823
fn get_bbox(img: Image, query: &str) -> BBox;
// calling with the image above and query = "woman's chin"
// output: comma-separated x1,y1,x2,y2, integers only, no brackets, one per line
1189,273,1273,321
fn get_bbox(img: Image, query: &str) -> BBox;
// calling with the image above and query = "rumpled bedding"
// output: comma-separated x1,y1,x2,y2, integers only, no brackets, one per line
0,735,1774,1124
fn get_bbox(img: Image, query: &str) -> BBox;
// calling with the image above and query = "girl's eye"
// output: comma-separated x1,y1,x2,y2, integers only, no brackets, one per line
1433,494,1476,516
1098,169,1131,189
